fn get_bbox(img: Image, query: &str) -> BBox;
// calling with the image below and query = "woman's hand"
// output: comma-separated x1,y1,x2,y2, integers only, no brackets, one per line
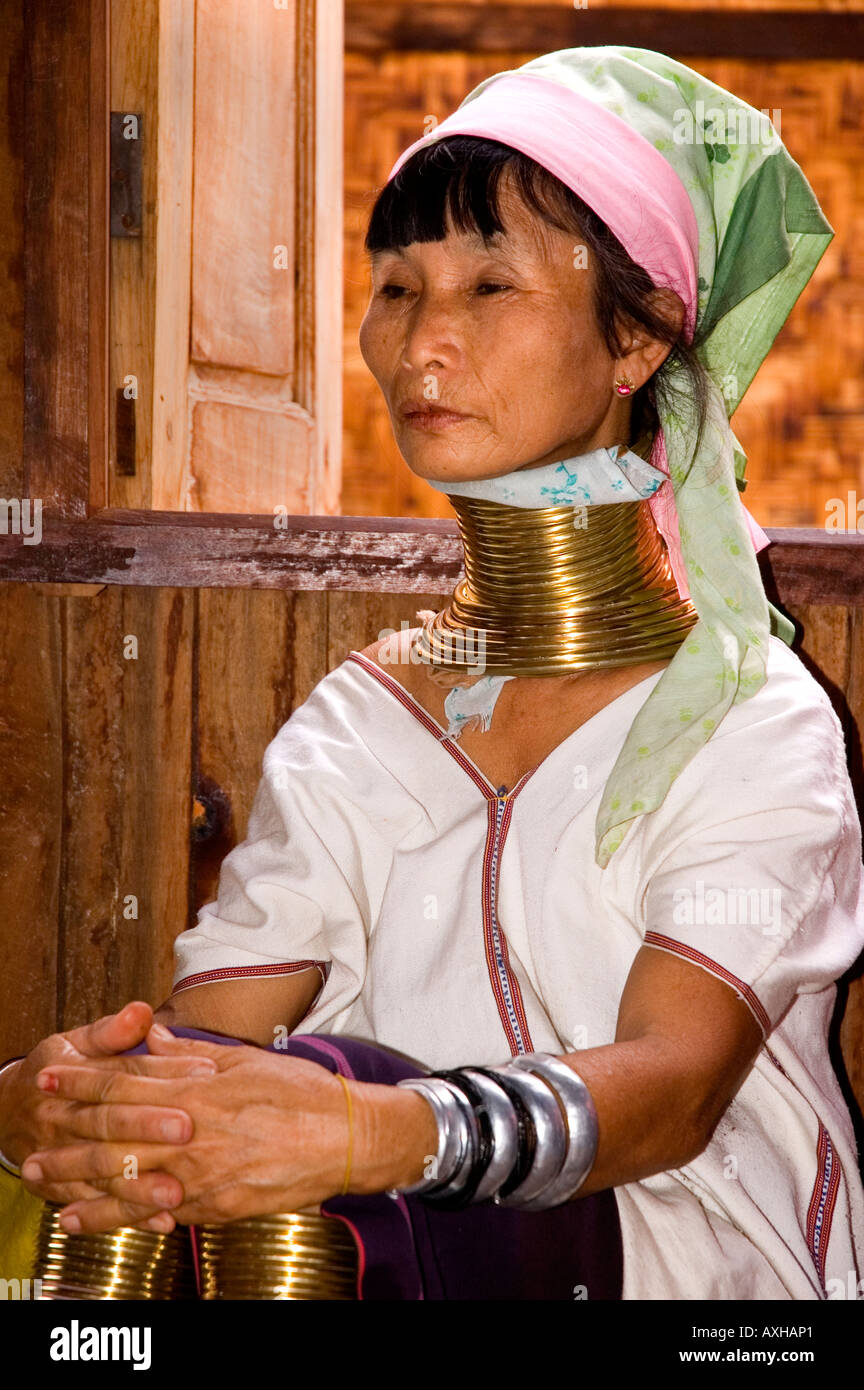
3,1002,217,1231
20,1025,438,1234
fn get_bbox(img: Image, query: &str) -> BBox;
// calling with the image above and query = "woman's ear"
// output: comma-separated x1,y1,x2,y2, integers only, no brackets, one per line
615,288,686,386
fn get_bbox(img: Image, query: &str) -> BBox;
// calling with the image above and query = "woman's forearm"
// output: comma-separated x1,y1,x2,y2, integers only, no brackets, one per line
371,1033,750,1207
555,1037,718,1198
350,1080,439,1194
152,970,324,1049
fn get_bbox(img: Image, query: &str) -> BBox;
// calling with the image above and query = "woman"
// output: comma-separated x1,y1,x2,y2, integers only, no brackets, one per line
2,45,863,1300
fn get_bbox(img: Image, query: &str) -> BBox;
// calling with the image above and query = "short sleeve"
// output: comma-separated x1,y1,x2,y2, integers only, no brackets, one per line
635,660,864,1039
172,715,373,1023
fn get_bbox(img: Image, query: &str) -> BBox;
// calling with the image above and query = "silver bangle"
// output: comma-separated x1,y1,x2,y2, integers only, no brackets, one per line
395,1076,472,1196
459,1068,519,1203
506,1053,598,1210
0,1056,25,1178
425,1078,478,1200
487,1064,567,1208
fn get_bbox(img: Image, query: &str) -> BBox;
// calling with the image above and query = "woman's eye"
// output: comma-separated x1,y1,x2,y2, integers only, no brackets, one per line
375,281,511,300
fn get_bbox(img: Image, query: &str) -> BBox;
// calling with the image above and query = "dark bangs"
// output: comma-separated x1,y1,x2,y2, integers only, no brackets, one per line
364,136,709,451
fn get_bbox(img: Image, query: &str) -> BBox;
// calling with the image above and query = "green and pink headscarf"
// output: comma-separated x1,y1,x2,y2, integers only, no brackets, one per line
387,46,834,866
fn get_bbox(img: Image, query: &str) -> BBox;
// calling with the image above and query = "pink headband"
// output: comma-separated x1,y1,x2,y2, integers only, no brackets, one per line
386,72,769,595
387,72,700,340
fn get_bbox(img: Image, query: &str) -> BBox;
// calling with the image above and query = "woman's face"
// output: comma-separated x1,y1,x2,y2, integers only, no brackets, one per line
359,172,663,484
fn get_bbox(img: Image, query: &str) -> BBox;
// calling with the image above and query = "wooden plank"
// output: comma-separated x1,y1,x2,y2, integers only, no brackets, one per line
327,588,451,670
107,0,160,511
344,3,864,59
193,588,299,914
113,585,195,1011
192,0,296,379
23,0,92,518
183,0,301,513
786,602,851,721
0,516,862,604
308,0,344,515
0,2,24,500
0,509,467,592
149,0,195,512
190,589,334,915
27,584,107,598
89,0,109,511
187,394,315,514
0,585,62,1055
59,586,194,1026
758,532,864,607
285,589,330,710
788,600,864,1124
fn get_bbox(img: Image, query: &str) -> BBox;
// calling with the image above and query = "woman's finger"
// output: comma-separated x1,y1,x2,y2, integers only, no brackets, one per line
37,1064,209,1106
22,1178,109,1204
40,1098,193,1145
48,1055,217,1079
58,1195,177,1236
144,1025,241,1066
21,1148,183,1211
22,1142,181,1187
132,1212,177,1234
62,1002,154,1059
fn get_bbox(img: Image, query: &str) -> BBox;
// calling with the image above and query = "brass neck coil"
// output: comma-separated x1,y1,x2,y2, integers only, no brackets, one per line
413,494,698,678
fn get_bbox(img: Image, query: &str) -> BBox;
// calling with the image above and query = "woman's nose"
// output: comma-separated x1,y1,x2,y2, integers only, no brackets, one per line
398,295,462,372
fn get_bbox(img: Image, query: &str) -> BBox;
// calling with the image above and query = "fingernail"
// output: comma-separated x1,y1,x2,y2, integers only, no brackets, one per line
21,1160,43,1181
160,1118,187,1142
153,1185,178,1206
149,1023,173,1041
147,1213,174,1232
189,1062,216,1075
59,1213,81,1233
36,1072,58,1092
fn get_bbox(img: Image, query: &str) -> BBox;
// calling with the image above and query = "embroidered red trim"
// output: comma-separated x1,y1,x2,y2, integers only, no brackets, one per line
172,960,328,995
643,931,771,1037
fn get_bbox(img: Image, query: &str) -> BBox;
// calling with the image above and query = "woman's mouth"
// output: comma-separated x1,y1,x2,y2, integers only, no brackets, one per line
402,409,473,430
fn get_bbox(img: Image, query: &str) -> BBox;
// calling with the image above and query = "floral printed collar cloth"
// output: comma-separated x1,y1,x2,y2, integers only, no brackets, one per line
389,46,833,866
429,443,666,508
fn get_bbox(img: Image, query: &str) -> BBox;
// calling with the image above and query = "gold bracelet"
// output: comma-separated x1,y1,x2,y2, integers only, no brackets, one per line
334,1072,354,1196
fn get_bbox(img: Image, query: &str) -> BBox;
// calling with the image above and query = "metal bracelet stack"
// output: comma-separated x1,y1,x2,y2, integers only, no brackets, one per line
395,1052,598,1210
0,1055,25,1177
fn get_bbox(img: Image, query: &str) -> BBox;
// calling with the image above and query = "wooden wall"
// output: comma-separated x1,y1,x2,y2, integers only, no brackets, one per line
0,583,450,1046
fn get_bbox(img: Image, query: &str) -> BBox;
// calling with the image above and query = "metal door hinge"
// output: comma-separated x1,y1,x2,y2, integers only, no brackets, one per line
110,112,143,238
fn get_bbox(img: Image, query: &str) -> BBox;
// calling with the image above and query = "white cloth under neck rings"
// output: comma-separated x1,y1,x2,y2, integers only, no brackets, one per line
422,443,667,738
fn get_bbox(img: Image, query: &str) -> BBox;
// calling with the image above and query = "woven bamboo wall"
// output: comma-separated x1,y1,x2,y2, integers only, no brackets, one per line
343,33,864,529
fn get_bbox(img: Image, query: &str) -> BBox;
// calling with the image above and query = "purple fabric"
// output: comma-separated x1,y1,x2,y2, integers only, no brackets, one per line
126,1027,623,1301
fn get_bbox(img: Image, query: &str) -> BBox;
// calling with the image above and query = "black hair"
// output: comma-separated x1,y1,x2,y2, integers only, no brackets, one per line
364,136,710,451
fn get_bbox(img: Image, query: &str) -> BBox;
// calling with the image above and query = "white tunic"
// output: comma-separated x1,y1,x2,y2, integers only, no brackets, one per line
173,636,864,1300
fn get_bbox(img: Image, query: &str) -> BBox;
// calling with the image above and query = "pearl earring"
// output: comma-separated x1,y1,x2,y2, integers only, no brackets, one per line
614,375,635,396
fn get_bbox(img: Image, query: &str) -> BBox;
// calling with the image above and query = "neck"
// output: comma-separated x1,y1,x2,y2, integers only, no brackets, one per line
412,431,698,679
